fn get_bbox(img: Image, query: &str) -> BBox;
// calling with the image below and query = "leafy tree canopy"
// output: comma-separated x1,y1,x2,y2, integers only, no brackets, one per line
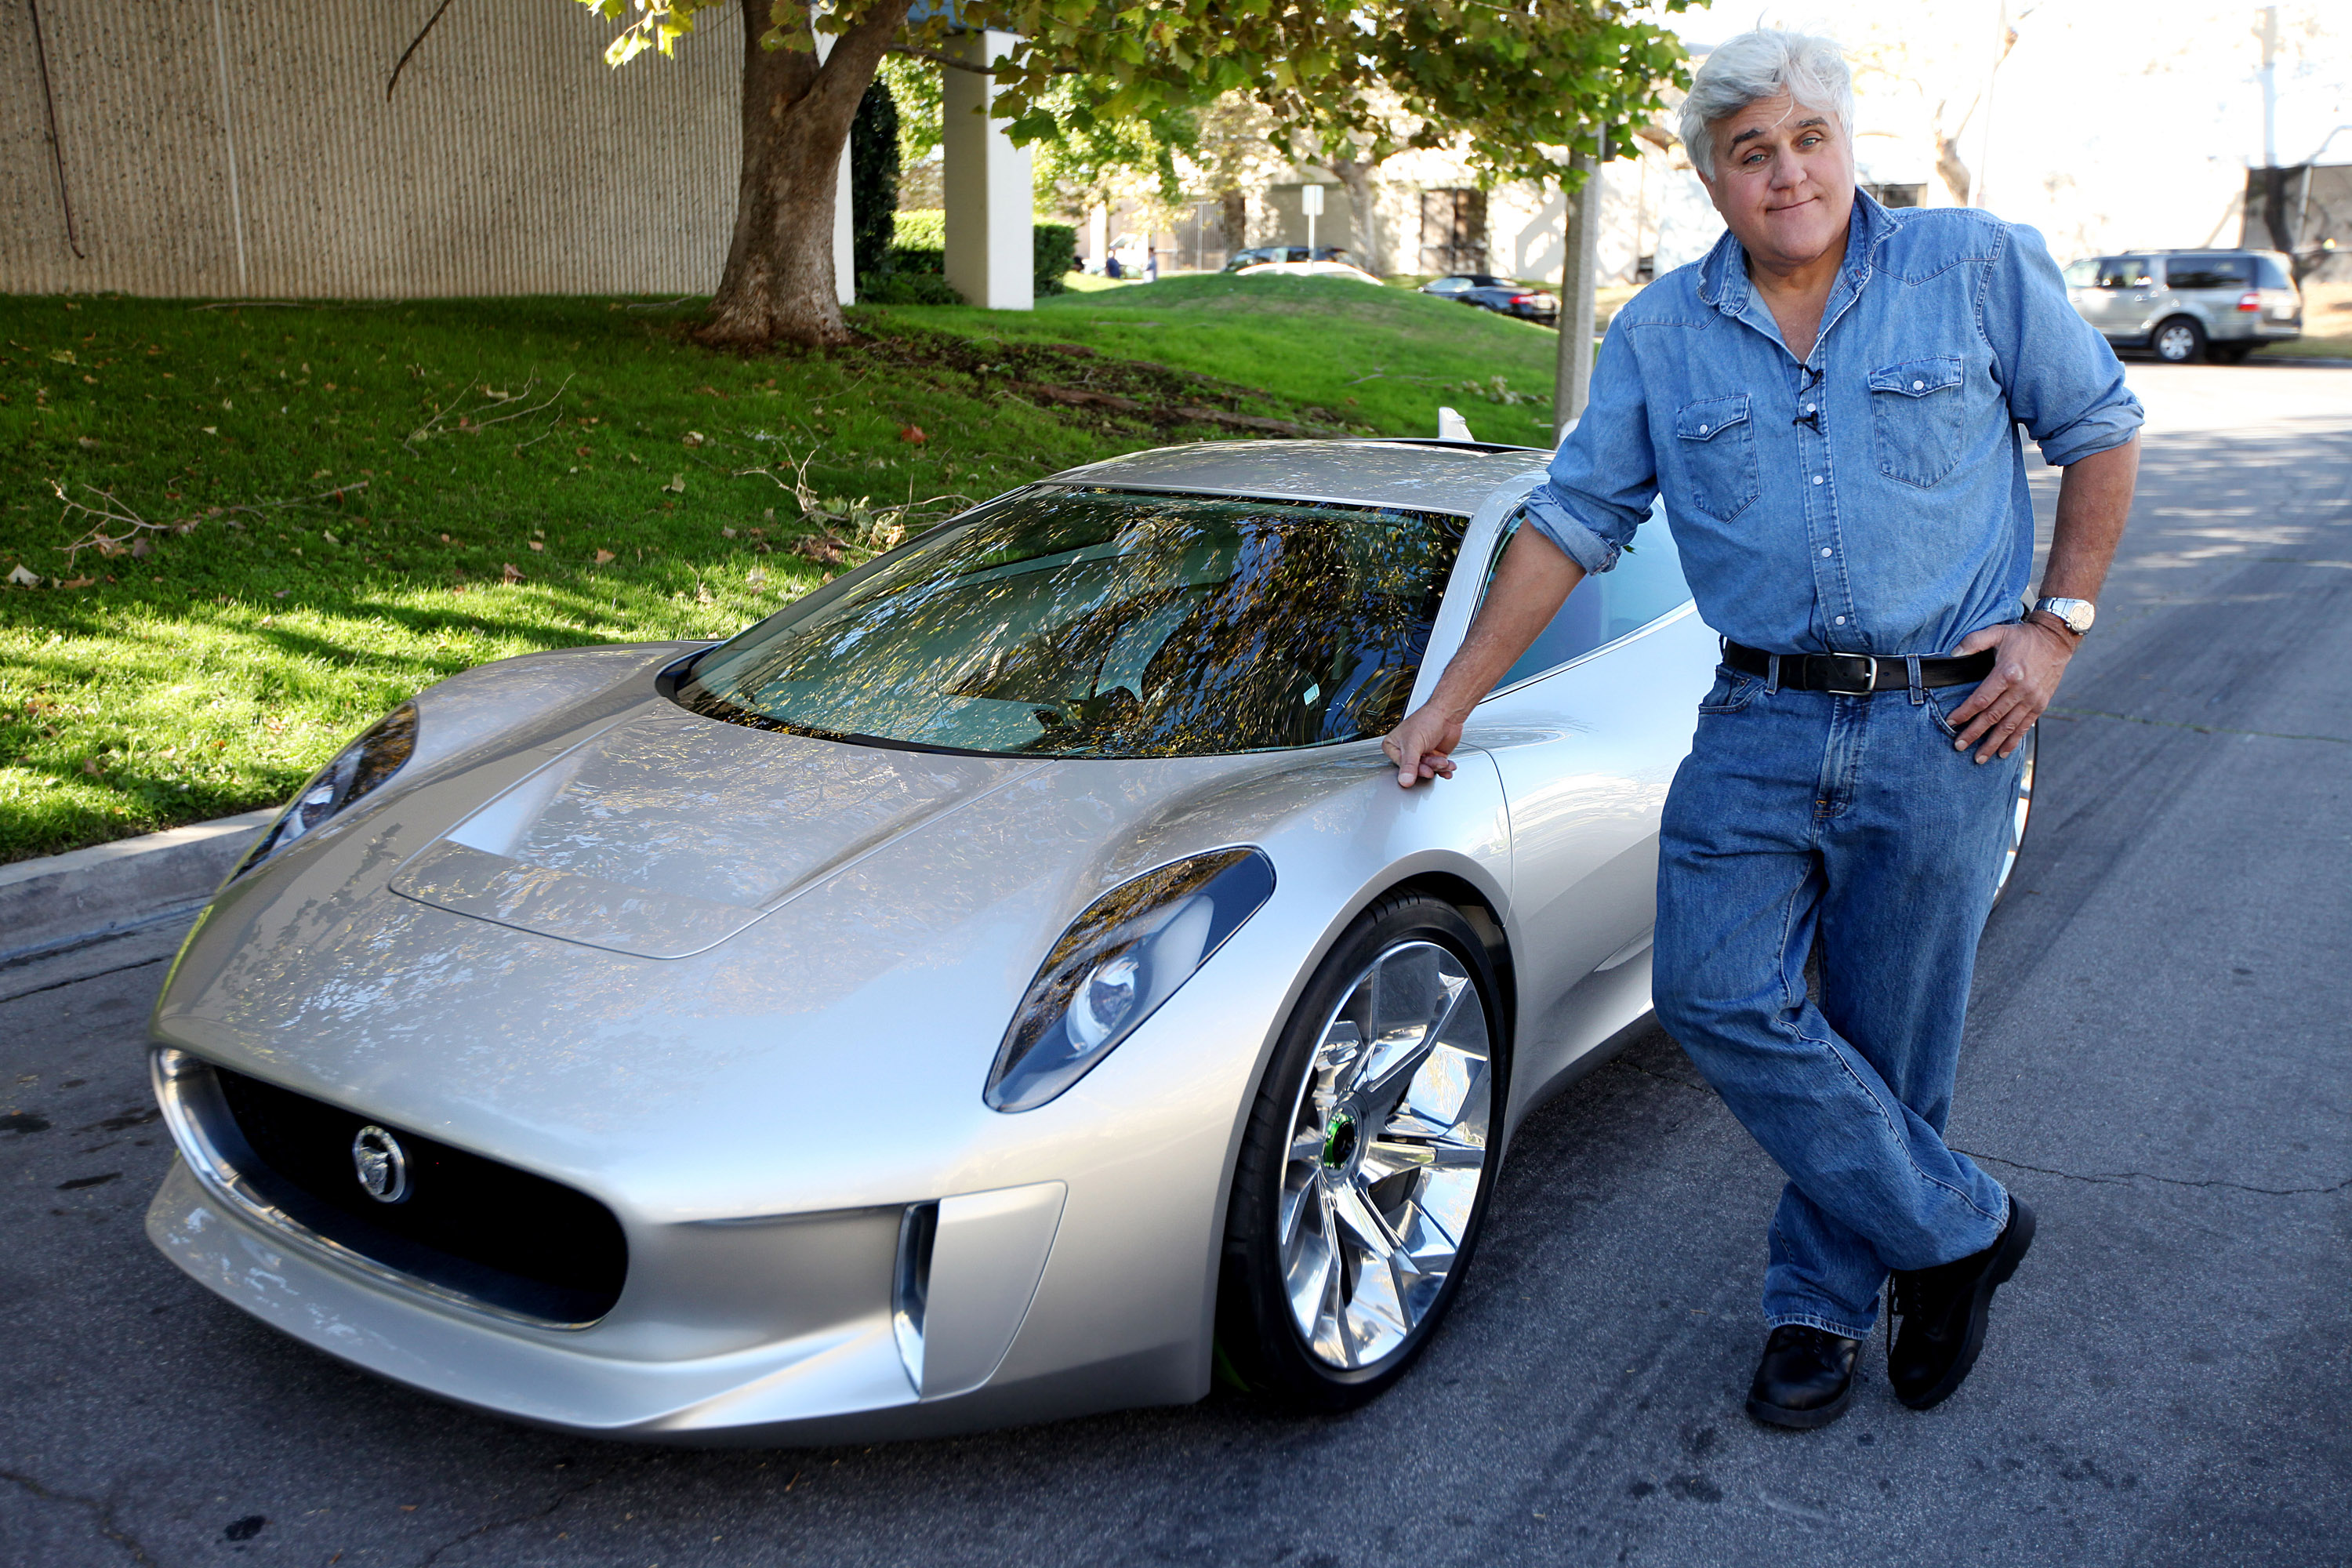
582,0,1691,193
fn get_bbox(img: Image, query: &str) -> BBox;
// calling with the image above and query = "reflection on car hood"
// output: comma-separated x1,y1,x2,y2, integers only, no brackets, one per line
390,712,1042,959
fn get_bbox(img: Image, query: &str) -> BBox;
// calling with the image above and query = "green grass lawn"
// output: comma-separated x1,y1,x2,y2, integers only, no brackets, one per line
0,280,1558,863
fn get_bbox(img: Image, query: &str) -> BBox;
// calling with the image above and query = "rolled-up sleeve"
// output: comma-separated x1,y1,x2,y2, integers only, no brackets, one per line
1980,222,2144,466
1522,314,1660,574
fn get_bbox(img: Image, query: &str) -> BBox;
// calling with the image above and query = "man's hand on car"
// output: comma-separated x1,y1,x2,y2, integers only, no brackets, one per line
1383,706,1464,788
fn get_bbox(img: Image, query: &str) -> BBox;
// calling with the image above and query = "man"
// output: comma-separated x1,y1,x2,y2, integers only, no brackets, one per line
1381,28,2141,1428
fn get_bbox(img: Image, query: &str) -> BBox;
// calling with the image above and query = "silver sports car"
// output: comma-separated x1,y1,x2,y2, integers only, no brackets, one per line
144,437,2034,1444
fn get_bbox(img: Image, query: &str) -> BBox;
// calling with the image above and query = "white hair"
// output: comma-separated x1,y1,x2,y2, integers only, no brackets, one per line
1677,27,1855,180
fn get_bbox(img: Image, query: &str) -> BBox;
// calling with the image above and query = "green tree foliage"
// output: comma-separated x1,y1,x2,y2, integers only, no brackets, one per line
849,77,902,282
576,0,1689,345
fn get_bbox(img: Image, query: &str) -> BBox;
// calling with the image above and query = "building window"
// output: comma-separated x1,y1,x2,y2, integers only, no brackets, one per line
1419,189,1488,274
1862,183,1924,209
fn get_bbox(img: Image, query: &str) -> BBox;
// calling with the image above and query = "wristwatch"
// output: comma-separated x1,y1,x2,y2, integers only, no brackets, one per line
2032,596,2096,636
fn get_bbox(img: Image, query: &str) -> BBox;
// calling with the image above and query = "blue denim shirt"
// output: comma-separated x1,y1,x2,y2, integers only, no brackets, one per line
1524,194,2143,656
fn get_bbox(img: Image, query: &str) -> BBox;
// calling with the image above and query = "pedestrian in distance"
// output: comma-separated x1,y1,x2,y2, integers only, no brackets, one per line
1380,26,2142,1428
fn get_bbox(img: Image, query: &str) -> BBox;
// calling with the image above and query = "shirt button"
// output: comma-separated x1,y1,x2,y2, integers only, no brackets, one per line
1821,547,1833,557
1835,615,1847,626
1697,424,1709,434
1913,379,1925,390
1804,403,1816,413
1813,475,1824,485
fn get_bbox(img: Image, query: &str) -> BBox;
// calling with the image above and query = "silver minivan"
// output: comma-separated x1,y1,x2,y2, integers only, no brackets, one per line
2063,249,2302,363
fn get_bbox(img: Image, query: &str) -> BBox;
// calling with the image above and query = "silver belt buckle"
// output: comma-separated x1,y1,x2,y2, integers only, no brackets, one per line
1822,654,1878,695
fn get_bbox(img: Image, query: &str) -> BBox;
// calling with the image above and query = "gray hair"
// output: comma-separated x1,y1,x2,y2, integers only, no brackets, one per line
1677,27,1855,180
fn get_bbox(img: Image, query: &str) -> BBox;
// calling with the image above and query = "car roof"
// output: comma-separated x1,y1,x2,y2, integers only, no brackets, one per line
1046,439,1552,515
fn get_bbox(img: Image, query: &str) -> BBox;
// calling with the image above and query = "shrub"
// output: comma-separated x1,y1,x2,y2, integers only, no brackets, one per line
1033,223,1077,296
861,270,963,305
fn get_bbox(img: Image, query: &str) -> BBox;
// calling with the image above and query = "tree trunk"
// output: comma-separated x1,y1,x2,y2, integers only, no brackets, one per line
700,4,907,350
1326,156,1383,274
1221,187,1248,254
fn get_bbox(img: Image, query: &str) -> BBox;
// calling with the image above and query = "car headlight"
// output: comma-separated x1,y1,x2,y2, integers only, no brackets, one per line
233,702,418,877
985,848,1276,1112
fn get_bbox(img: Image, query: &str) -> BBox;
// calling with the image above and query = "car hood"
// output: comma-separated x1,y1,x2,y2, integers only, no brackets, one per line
389,711,1043,960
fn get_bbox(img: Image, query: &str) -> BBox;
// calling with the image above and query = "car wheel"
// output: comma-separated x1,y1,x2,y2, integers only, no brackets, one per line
2153,317,2205,364
1215,893,1506,1410
1992,722,2036,906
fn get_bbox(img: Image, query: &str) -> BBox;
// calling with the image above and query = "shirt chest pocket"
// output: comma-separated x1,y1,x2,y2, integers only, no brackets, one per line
1674,394,1759,521
1867,357,1965,488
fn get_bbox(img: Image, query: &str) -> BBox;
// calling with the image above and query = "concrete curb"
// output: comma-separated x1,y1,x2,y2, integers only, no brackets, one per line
0,808,277,969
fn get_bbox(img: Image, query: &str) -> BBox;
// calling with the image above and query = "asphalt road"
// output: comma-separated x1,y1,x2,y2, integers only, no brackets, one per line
4,361,2347,1568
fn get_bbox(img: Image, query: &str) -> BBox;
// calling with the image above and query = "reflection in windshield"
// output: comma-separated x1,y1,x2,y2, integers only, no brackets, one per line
673,487,1468,759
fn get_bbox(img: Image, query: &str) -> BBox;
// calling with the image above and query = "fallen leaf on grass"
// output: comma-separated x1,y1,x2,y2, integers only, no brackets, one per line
695,581,715,605
502,562,525,584
201,426,217,435
899,424,927,444
720,527,737,539
77,435,98,448
593,548,616,565
320,532,339,546
527,539,543,552
81,758,100,775
575,445,593,457
6,564,38,587
59,577,94,590
129,539,153,559
682,431,706,448
793,534,848,566
663,474,687,493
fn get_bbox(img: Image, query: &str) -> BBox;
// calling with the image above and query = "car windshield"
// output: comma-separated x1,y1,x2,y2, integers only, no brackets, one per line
673,487,1470,758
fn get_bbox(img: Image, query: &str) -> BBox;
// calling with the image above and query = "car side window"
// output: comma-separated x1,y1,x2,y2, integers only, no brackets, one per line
2167,256,2252,290
1479,502,1691,692
2256,255,2293,290
2063,260,2097,286
2093,257,2153,289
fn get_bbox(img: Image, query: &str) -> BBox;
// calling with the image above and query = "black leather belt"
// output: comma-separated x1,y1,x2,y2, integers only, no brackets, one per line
1723,640,1994,695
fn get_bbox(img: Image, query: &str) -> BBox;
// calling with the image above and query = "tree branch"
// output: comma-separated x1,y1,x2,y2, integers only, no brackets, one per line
388,0,463,102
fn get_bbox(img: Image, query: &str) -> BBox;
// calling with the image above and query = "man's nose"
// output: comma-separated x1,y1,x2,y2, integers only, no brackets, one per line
1769,151,1804,189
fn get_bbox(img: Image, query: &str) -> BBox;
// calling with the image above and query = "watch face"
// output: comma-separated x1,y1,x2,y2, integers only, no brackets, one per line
2042,598,2094,633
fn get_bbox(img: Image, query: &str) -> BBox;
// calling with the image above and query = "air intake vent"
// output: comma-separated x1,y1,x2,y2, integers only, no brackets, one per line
208,1067,627,1326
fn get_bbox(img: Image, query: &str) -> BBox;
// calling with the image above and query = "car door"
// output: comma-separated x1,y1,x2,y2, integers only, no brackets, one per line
1455,499,1715,1102
2075,255,2160,341
2164,253,2255,342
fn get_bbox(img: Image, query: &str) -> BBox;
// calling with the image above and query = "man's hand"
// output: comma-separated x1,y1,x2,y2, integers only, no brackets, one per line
1383,704,1464,787
1945,616,2075,763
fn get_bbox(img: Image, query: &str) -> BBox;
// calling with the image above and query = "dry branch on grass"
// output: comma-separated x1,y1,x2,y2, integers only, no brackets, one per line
45,479,372,567
403,374,575,451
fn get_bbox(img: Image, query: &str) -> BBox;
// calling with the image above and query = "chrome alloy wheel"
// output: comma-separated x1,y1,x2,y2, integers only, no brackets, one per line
1994,723,2037,902
2154,320,2201,363
1276,939,1493,1369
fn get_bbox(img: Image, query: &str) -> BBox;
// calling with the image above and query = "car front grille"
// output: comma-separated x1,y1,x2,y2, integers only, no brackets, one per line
203,1065,627,1326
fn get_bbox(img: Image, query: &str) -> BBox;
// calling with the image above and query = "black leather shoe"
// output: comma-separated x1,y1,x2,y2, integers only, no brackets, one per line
1745,1324,1860,1429
1888,1198,2037,1410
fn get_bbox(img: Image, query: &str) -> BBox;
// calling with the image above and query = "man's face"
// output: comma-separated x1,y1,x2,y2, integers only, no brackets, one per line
1697,93,1857,271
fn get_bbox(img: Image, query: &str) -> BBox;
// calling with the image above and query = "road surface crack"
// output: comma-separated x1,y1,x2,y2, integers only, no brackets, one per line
2047,707,2350,746
0,953,172,1007
0,1468,157,1565
413,1475,604,1568
1955,1148,2352,1198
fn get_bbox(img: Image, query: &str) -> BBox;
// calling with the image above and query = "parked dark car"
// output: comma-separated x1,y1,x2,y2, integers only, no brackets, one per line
1222,245,1365,274
1421,274,1561,326
2061,249,2301,363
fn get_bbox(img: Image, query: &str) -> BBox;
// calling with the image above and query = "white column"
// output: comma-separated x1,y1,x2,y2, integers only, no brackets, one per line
942,29,1033,310
814,30,857,306
1087,204,1109,273
836,130,856,305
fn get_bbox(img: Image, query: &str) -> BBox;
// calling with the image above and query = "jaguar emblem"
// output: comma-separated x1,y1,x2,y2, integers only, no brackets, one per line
351,1125,411,1204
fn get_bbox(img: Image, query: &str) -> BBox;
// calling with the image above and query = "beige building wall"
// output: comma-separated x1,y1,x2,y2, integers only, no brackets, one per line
2,0,746,298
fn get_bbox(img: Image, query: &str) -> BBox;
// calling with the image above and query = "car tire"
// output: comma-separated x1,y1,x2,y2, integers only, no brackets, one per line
2153,316,2205,364
1214,892,1508,1410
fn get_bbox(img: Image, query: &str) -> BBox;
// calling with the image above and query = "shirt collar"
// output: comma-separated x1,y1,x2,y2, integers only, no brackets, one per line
1697,189,1893,321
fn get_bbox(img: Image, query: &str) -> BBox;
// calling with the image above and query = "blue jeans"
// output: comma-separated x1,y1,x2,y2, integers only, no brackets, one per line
1653,657,2021,1340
